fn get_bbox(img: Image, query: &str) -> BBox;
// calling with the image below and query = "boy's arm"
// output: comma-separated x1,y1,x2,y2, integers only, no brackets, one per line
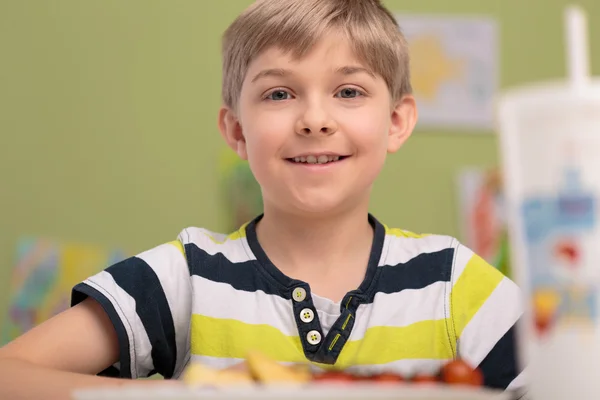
0,297,160,400
0,238,192,399
450,243,526,390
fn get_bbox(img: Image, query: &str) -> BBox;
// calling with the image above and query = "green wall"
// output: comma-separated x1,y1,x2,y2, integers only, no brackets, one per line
1,0,599,330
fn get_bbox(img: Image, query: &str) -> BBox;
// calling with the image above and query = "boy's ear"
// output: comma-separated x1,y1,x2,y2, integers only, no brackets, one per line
218,106,248,160
387,94,418,154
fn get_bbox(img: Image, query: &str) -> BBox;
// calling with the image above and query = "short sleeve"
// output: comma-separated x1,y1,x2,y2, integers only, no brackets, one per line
449,243,526,391
71,240,192,379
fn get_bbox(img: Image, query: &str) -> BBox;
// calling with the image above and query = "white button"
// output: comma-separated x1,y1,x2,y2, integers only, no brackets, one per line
306,330,322,345
292,287,307,302
300,308,314,323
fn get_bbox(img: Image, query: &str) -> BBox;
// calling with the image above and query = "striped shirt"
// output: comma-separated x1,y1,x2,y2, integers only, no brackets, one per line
71,214,525,390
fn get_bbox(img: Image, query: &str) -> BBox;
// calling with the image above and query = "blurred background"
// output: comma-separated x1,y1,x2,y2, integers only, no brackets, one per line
0,0,599,344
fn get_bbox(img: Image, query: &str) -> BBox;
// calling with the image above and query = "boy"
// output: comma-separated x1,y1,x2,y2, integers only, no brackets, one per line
0,0,525,398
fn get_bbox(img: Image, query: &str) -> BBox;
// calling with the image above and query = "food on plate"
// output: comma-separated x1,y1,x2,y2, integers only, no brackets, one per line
183,352,484,389
370,372,406,384
183,363,253,387
246,350,312,385
441,359,484,387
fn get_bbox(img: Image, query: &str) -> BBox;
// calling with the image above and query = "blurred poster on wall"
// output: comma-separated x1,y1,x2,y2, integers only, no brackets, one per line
457,168,511,277
1,238,126,345
219,148,263,232
395,14,498,131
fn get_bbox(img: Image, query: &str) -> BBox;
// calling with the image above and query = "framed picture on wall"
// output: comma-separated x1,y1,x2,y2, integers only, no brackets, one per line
395,14,498,131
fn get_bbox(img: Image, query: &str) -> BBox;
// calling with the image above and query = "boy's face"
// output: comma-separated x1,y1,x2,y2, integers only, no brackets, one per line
219,33,417,217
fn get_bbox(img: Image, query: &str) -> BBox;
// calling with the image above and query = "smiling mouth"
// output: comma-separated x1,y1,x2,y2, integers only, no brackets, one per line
286,155,349,165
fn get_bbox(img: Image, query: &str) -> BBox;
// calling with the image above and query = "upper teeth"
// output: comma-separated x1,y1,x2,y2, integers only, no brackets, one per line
293,155,341,164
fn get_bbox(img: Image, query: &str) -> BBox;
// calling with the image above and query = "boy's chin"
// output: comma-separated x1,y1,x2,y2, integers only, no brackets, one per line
263,187,369,218
288,197,360,218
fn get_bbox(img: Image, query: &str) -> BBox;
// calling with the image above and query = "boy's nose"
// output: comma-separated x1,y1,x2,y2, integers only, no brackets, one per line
296,124,336,136
295,104,338,136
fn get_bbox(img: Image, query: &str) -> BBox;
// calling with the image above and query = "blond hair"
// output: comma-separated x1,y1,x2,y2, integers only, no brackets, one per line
221,0,412,111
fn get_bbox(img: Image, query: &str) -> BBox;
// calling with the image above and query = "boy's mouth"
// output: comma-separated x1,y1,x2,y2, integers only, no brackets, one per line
286,155,349,165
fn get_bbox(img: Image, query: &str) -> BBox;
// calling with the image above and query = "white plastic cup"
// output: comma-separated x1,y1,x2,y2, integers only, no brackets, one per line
498,79,600,399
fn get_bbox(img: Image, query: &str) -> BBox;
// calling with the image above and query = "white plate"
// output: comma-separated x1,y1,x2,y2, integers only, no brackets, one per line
72,384,511,400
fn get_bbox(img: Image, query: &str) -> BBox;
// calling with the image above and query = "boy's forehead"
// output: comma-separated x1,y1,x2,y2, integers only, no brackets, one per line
246,34,368,78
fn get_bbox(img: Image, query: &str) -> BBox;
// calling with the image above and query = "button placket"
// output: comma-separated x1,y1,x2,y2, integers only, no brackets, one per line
311,296,362,365
290,285,323,357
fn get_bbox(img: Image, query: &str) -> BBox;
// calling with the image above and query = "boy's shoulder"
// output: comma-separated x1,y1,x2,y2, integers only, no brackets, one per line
380,224,487,279
177,225,246,246
382,225,454,242
173,223,253,264
381,224,462,260
380,225,510,310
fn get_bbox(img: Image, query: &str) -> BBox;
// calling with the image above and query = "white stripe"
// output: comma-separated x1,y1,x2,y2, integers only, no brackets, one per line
136,243,192,375
180,227,255,264
458,278,522,367
343,358,451,377
451,243,475,285
191,275,298,336
381,234,455,267
190,354,244,370
506,368,528,391
349,281,449,341
85,271,154,378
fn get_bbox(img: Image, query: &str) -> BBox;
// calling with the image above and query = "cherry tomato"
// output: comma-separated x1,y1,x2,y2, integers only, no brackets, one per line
370,372,405,384
441,360,483,386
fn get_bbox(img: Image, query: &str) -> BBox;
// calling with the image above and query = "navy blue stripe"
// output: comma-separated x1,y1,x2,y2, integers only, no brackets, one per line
71,283,132,379
478,322,521,389
185,245,453,304
105,257,178,379
366,248,454,300
185,243,290,298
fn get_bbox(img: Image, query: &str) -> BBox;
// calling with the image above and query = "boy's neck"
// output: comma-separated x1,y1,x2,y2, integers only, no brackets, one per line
255,203,374,297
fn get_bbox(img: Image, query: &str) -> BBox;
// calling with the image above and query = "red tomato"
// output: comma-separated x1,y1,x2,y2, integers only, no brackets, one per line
441,360,483,386
370,373,405,384
411,374,439,384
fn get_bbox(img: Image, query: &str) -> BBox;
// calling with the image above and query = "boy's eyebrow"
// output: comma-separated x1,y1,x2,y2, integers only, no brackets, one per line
251,68,291,83
335,65,376,78
250,65,375,83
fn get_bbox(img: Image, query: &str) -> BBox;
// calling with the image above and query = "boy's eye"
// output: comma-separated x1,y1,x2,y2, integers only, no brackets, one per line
266,90,291,101
336,88,362,99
